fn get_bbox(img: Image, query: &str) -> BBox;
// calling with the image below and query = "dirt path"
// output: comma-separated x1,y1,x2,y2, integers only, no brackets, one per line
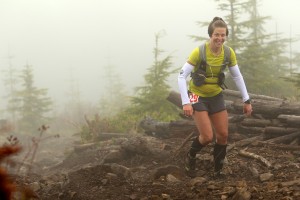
28,135,300,200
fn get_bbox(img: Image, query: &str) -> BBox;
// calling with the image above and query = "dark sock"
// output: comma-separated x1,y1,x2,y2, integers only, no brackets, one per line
189,137,204,157
213,143,227,172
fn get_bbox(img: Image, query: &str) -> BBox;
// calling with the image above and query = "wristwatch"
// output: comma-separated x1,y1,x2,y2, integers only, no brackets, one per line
244,99,251,104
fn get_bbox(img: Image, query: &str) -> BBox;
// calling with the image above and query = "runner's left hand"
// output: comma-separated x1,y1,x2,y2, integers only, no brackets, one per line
243,103,252,116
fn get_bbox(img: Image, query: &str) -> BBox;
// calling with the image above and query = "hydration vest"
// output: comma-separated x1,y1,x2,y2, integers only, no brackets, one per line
191,43,231,89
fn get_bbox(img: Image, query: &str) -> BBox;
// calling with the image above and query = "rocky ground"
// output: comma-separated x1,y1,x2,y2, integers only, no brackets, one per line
14,131,300,200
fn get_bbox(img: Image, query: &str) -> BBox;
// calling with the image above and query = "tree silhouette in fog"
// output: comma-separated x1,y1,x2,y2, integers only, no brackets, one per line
12,64,53,133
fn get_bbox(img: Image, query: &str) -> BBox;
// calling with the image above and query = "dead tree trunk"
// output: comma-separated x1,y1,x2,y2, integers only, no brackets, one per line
263,127,300,140
137,90,300,147
264,131,300,144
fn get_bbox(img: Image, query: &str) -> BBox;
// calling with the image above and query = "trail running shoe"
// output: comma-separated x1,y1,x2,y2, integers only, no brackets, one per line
185,152,196,172
213,170,225,179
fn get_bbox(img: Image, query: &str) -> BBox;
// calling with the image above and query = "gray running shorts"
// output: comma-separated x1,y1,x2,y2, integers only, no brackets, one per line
190,92,226,115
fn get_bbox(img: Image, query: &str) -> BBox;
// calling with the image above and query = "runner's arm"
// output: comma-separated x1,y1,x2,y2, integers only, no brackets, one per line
228,65,250,102
178,62,194,105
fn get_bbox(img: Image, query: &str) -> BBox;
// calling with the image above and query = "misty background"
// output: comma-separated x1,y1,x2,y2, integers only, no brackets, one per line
0,0,300,129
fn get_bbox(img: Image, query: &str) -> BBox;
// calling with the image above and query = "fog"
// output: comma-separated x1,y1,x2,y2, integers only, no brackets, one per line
1,0,300,110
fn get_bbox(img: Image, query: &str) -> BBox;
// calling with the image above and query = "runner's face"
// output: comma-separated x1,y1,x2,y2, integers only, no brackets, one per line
210,27,227,48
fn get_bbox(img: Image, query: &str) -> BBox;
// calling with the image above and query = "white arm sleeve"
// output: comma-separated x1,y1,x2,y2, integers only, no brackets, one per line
178,62,194,105
229,65,250,102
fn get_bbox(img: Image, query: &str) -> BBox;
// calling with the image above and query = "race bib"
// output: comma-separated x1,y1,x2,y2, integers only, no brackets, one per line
189,93,199,104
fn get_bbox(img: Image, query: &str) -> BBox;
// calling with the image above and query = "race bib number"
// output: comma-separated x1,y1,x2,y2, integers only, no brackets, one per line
189,93,199,104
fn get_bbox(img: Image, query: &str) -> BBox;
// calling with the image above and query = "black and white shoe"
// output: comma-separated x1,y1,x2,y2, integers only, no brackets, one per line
185,152,197,177
213,170,226,179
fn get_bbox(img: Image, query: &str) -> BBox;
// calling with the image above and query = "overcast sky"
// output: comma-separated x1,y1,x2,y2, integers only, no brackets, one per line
0,0,300,109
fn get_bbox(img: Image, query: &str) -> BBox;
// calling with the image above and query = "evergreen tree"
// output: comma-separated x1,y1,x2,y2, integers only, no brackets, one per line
2,54,19,123
238,0,295,97
130,31,179,121
98,62,128,117
14,64,53,133
291,51,300,73
63,69,83,125
281,50,300,98
280,72,300,99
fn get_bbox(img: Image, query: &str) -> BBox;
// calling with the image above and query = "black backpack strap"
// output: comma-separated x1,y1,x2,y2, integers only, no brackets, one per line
221,45,231,72
218,45,231,89
199,44,230,72
198,43,207,71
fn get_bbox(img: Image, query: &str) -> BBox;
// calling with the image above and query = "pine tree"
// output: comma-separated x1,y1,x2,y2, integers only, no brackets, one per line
2,54,19,124
280,72,300,99
14,64,53,133
292,51,300,73
98,62,128,117
63,69,83,125
238,0,295,97
130,31,179,121
281,50,300,98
